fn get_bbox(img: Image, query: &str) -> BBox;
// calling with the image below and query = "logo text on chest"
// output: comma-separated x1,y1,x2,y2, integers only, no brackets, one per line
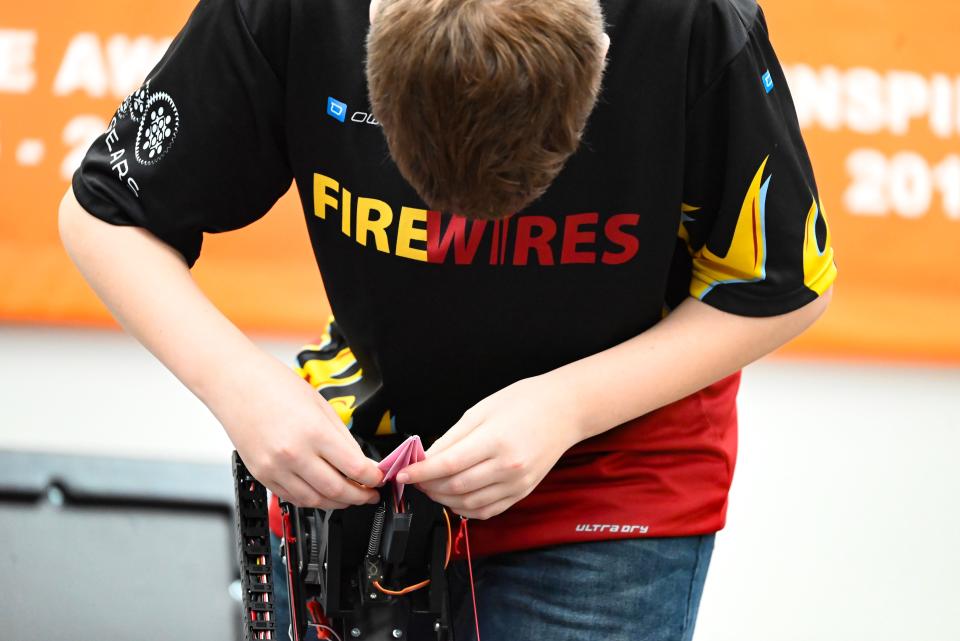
313,172,642,266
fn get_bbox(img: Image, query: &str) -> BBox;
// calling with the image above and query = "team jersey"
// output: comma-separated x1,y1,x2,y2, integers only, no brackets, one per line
72,0,837,559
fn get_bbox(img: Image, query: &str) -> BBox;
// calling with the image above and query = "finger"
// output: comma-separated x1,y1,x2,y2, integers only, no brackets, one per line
294,475,355,510
276,473,349,510
269,481,293,505
424,410,483,457
312,426,384,488
454,494,524,521
297,455,381,506
399,433,495,485
310,394,385,486
418,458,503,496
428,481,510,514
271,480,347,511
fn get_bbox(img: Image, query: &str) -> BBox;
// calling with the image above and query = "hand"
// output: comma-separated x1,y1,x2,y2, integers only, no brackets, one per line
396,374,583,520
210,353,383,509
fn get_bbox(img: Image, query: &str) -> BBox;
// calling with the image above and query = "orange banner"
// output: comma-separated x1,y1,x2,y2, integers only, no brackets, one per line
1,1,958,362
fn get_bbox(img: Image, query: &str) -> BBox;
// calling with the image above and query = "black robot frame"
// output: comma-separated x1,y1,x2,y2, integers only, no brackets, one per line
233,451,455,641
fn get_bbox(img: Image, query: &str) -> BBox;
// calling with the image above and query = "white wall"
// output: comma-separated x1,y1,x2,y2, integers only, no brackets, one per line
1,325,958,641
697,358,960,641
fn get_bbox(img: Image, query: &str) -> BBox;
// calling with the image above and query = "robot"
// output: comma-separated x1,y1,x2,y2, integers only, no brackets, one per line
233,451,455,641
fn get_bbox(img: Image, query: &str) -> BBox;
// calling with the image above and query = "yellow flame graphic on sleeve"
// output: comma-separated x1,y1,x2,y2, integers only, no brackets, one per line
299,349,361,387
802,198,837,295
294,316,397,435
325,395,358,424
374,412,394,436
690,157,771,299
296,348,363,425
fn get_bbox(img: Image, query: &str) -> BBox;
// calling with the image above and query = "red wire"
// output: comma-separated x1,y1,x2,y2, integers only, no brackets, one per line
459,517,481,641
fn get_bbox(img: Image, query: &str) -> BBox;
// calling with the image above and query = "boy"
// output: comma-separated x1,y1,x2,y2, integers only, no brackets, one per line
59,0,836,639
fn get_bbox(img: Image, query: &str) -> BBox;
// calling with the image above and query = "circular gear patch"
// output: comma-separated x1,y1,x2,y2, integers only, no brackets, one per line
125,80,151,123
135,91,180,166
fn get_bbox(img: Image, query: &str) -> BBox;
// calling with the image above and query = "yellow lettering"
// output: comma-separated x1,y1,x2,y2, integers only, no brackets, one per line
396,207,428,261
341,187,352,237
356,197,393,252
313,173,339,220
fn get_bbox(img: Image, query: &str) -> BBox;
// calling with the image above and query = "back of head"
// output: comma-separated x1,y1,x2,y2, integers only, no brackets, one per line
366,0,607,220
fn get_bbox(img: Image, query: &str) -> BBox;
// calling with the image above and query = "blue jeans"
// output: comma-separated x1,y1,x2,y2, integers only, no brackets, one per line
268,531,714,641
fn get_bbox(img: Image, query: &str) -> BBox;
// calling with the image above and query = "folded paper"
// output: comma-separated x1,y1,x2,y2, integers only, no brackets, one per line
376,435,426,507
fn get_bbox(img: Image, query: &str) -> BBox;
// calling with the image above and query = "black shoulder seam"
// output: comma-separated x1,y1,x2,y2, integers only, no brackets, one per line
234,0,284,83
686,0,762,114
727,0,760,32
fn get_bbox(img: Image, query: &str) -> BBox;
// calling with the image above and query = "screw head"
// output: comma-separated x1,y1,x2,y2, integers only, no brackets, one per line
350,628,361,638
392,629,403,639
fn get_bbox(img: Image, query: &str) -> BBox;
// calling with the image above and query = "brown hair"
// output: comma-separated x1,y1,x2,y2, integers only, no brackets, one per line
366,0,607,219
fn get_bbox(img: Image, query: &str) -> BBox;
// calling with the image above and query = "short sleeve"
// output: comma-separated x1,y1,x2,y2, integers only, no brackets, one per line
71,0,293,269
679,5,837,317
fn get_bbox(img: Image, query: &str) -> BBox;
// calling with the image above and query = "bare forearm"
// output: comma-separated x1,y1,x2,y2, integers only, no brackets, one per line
57,187,275,414
59,186,385,502
546,290,833,442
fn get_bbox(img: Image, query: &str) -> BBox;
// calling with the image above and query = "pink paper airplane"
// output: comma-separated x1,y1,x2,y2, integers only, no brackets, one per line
376,435,426,509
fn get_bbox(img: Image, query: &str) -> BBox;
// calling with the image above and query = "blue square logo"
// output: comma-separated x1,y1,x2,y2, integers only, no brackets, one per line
326,96,347,122
762,70,774,94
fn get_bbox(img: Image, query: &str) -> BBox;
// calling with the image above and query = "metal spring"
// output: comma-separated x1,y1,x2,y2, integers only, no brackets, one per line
367,505,386,556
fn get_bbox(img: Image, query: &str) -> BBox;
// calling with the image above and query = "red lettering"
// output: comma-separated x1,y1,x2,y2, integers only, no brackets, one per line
427,212,487,264
498,215,512,264
602,213,641,264
560,213,598,264
512,216,557,265
489,217,515,265
489,219,500,265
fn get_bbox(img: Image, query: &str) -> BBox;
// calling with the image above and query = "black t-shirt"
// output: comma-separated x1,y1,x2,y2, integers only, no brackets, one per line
73,0,837,442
